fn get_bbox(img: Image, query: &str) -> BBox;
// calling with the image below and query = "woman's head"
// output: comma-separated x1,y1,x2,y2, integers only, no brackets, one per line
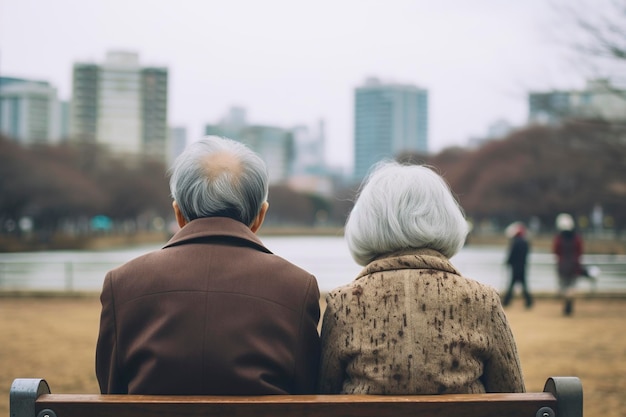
556,213,575,232
345,161,468,266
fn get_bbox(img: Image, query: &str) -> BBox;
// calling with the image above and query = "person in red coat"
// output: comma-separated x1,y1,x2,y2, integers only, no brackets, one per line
552,213,583,316
96,136,321,395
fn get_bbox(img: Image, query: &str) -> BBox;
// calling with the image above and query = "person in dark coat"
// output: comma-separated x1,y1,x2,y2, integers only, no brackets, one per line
503,222,533,308
96,136,321,395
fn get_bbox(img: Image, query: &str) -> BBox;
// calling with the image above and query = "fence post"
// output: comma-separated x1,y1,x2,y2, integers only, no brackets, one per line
65,262,74,291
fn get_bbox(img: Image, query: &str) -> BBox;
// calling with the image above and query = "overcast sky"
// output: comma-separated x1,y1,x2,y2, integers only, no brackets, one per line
0,0,606,171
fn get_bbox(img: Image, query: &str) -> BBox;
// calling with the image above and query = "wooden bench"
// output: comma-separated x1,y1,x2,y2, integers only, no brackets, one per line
10,376,582,417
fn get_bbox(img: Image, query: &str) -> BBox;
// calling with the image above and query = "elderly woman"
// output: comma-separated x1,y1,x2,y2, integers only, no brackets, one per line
318,161,525,395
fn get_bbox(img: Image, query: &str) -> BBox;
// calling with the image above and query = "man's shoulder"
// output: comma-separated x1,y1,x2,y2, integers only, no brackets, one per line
102,249,168,292
111,242,316,286
106,248,159,273
260,251,314,276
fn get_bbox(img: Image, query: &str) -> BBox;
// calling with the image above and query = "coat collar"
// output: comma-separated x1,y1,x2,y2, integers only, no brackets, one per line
163,217,272,254
356,248,460,280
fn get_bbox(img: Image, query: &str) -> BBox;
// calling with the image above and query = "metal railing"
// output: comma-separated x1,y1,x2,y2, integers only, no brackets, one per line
0,261,119,292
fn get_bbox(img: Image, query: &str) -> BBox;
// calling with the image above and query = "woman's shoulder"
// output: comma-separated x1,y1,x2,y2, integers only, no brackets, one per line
453,275,501,302
325,279,368,300
325,255,499,303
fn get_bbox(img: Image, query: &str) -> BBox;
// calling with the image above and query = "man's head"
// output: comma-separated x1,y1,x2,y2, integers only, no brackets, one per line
169,136,269,231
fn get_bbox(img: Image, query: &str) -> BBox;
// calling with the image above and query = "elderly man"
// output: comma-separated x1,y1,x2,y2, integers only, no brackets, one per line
96,136,321,395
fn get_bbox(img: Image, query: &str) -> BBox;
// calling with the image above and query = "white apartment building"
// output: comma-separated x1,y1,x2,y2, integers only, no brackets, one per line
0,77,65,145
70,51,168,161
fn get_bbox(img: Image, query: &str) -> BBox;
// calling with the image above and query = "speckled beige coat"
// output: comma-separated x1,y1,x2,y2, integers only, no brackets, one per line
318,248,525,394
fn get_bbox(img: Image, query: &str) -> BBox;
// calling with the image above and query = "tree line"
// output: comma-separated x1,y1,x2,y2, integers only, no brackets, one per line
400,120,626,233
1,118,625,244
0,136,351,241
0,138,173,236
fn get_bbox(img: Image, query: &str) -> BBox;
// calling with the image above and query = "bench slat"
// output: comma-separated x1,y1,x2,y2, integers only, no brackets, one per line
36,393,557,417
11,377,582,417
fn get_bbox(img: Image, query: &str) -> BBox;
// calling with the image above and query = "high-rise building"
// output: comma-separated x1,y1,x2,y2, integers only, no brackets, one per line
291,120,326,176
70,51,168,161
205,107,294,184
0,77,66,145
529,78,626,124
239,125,294,185
167,126,187,167
353,77,429,180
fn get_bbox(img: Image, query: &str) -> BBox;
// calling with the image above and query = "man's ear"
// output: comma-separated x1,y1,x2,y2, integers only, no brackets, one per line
172,201,188,228
250,201,269,234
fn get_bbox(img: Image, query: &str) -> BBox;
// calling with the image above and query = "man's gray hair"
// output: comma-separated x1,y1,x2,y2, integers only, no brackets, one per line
169,136,269,226
345,160,468,266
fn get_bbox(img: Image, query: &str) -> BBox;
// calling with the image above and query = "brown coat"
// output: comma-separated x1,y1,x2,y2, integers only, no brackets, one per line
318,248,525,394
96,217,321,395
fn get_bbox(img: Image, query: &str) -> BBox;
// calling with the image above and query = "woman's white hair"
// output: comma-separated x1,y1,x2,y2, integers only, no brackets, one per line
345,160,469,266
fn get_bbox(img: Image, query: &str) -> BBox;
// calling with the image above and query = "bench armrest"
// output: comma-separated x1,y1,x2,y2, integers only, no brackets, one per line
10,379,50,417
544,376,583,417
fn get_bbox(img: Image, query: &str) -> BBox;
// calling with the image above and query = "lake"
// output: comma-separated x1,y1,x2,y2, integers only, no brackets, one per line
1,235,625,294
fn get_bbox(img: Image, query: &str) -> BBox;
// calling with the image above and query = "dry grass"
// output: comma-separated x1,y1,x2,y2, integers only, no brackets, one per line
1,294,625,417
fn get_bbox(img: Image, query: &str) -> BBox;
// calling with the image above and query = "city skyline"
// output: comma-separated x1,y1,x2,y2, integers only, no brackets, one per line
1,0,616,171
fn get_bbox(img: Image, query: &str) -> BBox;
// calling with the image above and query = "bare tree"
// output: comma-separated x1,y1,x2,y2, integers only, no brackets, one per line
554,0,626,88
572,0,626,60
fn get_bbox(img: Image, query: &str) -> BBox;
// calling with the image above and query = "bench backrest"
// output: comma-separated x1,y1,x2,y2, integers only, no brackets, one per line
10,377,583,417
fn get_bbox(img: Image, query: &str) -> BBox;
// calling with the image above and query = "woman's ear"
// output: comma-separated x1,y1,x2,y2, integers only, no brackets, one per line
172,201,188,228
250,201,269,234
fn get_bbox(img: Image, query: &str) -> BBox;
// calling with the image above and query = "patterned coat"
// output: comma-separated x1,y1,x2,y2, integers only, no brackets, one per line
318,248,525,394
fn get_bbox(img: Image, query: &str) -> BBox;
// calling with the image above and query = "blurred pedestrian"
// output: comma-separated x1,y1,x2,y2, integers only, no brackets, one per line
503,222,533,309
552,213,583,316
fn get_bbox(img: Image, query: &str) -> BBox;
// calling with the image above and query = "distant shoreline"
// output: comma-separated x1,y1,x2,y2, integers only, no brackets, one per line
1,227,625,254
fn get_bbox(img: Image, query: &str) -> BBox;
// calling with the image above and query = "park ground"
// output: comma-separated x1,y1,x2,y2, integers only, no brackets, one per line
0,293,625,417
